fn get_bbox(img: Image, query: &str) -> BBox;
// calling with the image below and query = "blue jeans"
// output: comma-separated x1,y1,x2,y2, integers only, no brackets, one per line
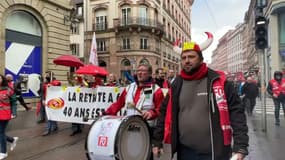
71,123,82,132
47,120,57,132
39,103,46,121
0,120,9,153
273,99,285,123
11,102,17,117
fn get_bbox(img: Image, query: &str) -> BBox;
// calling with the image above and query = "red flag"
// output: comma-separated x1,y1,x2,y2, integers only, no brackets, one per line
173,39,181,46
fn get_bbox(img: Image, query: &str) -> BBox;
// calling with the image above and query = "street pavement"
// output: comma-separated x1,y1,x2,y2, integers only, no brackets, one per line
5,98,285,160
6,107,87,160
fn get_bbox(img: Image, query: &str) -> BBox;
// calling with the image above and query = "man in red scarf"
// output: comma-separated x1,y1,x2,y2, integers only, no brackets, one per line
152,39,249,160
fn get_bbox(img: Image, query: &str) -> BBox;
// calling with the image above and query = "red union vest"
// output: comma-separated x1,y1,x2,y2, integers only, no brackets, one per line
0,87,13,120
269,79,285,97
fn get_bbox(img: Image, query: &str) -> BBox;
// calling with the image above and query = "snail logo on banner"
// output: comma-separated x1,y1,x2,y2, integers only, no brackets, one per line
5,41,42,98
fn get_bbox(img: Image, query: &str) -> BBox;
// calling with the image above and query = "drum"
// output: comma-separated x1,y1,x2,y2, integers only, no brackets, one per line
86,115,151,160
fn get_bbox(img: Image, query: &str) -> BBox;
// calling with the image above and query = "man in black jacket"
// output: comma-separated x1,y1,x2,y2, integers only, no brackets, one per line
14,76,31,111
152,33,248,160
241,76,259,116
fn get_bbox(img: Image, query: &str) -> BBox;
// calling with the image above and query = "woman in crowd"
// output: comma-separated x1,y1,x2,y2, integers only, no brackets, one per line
0,74,18,159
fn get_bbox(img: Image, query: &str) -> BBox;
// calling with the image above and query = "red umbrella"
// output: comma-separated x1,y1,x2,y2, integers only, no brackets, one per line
53,55,84,67
75,64,108,76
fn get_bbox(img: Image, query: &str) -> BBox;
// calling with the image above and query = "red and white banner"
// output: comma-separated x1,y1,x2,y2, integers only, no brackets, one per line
89,32,98,65
45,86,124,124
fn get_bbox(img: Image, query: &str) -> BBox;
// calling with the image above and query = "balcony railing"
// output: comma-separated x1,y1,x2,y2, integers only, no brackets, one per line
120,45,131,50
140,45,150,50
119,45,154,51
118,17,163,29
97,46,109,52
93,22,108,31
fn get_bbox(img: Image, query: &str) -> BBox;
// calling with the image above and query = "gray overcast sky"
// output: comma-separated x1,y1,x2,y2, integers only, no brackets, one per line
191,0,251,63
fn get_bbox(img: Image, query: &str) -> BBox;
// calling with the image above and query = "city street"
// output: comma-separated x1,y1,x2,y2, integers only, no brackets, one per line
5,98,285,160
6,108,86,160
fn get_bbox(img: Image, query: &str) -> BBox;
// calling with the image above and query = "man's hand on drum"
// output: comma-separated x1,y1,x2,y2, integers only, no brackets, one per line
142,111,152,120
152,147,163,157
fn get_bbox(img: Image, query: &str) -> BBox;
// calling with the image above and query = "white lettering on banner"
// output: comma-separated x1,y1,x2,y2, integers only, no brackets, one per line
45,86,124,125
67,91,118,103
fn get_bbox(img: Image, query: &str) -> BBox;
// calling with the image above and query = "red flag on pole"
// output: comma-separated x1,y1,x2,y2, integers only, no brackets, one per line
89,32,98,65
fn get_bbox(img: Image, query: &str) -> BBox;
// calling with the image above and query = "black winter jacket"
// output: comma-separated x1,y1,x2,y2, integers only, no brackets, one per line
153,69,249,160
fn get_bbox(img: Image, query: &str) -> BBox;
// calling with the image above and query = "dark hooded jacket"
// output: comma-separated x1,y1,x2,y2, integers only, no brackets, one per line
152,69,249,160
267,71,285,100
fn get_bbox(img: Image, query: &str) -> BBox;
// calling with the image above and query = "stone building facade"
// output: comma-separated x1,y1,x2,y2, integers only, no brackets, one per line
227,23,247,74
84,0,193,79
265,0,285,78
211,31,230,72
0,0,72,98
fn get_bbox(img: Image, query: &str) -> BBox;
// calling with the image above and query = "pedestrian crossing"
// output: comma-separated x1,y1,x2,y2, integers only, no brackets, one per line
254,97,284,115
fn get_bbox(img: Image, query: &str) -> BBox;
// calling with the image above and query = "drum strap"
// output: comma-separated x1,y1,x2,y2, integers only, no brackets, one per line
124,83,159,116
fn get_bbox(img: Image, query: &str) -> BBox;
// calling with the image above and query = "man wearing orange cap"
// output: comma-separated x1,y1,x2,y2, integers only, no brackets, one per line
152,33,248,160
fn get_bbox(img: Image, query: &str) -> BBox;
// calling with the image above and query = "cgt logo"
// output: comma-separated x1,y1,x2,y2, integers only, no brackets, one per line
98,136,108,147
47,98,64,109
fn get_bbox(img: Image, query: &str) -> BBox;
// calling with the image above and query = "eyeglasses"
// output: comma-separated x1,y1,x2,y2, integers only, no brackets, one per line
136,69,149,73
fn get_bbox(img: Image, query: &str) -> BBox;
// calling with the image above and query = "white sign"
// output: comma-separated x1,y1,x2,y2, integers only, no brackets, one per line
45,86,124,124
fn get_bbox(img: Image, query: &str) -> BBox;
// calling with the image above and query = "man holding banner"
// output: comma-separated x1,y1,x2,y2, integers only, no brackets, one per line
42,72,61,136
104,63,164,160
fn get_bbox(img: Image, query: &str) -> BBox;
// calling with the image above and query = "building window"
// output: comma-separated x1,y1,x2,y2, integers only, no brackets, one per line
122,38,130,49
279,13,285,49
95,16,107,31
140,59,149,64
99,60,107,67
121,59,131,66
97,40,106,51
139,6,147,25
70,44,79,56
155,39,160,52
94,9,107,31
71,23,79,34
76,3,83,17
6,11,42,36
122,7,131,25
140,38,148,49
